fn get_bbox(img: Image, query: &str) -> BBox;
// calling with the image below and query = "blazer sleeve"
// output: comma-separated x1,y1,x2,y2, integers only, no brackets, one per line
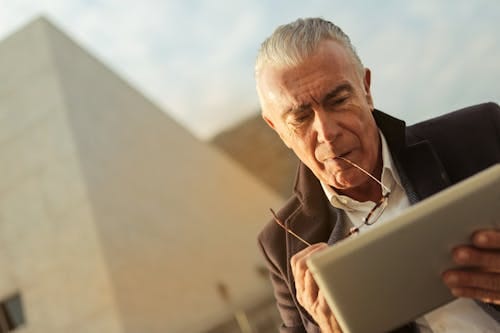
257,237,309,333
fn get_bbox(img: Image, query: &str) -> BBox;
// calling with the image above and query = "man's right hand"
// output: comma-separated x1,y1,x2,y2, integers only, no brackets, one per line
290,242,343,333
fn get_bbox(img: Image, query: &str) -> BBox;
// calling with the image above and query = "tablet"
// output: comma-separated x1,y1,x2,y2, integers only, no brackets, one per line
307,164,500,333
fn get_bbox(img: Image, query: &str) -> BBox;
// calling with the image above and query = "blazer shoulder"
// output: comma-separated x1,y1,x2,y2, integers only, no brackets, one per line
409,102,499,134
407,102,500,182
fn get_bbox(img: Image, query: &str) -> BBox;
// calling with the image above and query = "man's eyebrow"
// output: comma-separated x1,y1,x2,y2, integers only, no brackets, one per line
281,83,354,117
322,83,353,103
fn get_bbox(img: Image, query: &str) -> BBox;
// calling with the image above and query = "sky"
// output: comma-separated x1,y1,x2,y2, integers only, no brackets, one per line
0,0,499,139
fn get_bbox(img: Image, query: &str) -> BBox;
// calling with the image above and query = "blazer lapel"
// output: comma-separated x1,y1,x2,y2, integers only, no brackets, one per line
373,109,451,201
285,163,347,292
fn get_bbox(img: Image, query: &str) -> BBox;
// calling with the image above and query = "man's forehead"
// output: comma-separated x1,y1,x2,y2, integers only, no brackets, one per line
260,67,351,112
257,43,361,114
257,66,290,106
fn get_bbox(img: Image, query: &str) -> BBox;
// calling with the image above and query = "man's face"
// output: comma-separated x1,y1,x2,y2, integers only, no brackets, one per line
257,40,381,197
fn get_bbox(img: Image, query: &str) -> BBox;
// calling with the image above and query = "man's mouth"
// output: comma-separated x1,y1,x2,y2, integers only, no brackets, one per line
335,151,351,160
321,151,352,164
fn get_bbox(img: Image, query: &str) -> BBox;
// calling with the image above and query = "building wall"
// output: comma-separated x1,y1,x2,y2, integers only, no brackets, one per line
0,17,284,333
0,18,123,333
212,114,299,198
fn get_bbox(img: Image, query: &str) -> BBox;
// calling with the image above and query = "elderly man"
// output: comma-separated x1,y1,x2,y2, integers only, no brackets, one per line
255,17,500,333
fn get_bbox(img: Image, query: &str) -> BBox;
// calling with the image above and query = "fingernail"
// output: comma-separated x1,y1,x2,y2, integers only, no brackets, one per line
445,274,458,285
476,233,488,245
456,249,469,261
451,288,462,297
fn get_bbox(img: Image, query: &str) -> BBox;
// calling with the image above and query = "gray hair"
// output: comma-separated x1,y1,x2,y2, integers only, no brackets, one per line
255,17,364,77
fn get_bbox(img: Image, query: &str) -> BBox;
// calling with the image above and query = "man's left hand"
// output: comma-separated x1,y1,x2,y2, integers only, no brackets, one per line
443,229,500,305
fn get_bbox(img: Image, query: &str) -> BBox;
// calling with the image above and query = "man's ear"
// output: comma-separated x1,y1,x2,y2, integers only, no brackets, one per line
262,113,292,149
262,114,276,130
363,68,374,109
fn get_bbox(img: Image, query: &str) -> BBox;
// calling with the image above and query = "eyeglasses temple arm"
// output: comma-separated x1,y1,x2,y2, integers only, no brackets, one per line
269,208,312,247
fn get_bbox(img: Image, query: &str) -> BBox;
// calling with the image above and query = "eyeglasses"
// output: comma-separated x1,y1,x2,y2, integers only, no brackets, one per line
270,156,391,246
270,208,312,246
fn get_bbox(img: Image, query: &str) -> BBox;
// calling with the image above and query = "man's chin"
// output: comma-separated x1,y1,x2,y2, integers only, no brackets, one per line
321,170,361,190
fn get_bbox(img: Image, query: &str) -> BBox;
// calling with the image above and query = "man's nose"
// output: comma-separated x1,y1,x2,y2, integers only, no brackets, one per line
313,110,339,143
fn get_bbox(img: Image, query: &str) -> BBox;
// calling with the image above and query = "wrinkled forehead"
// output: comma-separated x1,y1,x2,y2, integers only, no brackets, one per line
256,65,297,116
257,42,361,115
258,66,329,105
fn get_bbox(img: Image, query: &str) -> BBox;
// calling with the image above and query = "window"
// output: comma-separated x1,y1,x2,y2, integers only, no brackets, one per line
0,293,25,332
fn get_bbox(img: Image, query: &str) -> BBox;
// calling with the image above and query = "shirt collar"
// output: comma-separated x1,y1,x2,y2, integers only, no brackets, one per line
320,130,403,211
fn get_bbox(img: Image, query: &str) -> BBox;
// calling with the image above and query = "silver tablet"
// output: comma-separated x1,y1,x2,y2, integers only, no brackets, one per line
307,164,500,333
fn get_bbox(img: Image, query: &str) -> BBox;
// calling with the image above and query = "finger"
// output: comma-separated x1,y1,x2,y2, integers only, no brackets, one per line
317,289,333,314
291,243,328,264
452,246,500,271
291,243,328,276
472,229,500,250
316,290,342,331
291,243,327,299
297,270,319,307
304,269,319,301
450,287,500,305
443,270,500,292
291,244,327,303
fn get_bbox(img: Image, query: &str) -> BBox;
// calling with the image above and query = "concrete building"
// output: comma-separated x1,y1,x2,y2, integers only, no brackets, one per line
212,114,299,198
0,17,283,333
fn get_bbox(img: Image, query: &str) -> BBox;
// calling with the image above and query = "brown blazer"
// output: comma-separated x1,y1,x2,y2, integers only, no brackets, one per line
258,103,500,333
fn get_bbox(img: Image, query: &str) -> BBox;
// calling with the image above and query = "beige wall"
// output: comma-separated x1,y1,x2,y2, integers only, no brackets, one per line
0,19,123,333
0,17,283,333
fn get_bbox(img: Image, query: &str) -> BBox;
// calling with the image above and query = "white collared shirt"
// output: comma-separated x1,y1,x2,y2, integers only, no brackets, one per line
320,131,499,333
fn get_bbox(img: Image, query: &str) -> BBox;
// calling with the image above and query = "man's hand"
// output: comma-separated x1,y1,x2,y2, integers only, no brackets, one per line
443,229,500,304
290,242,343,333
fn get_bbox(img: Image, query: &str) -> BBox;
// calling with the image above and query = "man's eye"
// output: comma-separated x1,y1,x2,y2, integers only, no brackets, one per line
295,115,309,122
328,97,348,107
289,114,310,126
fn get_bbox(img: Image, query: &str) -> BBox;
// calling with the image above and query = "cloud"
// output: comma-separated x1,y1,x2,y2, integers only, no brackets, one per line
353,1,500,124
1,0,499,138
